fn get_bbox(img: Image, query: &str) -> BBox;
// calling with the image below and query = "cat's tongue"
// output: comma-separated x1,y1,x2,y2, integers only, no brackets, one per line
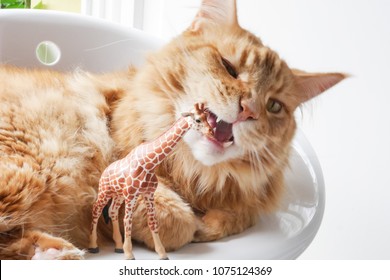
207,112,234,143
214,121,233,143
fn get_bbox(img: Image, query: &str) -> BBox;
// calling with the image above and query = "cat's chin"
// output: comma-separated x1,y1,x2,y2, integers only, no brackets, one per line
183,130,243,166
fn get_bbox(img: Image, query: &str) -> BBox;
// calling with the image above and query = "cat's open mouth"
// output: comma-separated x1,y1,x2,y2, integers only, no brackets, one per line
206,110,234,149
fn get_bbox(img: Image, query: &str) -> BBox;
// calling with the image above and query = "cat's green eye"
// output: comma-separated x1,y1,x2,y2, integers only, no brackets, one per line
266,99,283,114
222,58,238,79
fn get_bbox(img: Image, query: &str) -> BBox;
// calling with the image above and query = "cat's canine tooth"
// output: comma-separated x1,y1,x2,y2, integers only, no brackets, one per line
216,116,222,123
223,141,234,148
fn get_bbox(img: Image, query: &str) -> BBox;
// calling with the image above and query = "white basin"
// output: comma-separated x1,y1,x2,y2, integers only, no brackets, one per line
0,9,325,260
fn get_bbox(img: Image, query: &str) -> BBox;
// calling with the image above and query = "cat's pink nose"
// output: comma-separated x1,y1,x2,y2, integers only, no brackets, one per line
238,99,259,121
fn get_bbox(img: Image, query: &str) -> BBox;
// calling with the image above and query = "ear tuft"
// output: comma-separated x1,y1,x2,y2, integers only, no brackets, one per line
293,70,348,103
190,0,238,32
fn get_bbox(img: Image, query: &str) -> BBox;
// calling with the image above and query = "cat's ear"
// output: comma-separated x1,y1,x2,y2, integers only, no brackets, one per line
190,0,238,32
293,69,348,104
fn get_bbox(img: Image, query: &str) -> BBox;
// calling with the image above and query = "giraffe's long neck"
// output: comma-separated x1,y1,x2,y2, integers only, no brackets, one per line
134,117,192,168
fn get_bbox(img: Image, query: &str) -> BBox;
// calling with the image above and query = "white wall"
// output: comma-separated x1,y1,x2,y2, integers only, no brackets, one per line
143,0,390,259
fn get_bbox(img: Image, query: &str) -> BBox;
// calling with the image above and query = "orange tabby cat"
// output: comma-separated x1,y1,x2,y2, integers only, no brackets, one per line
0,0,345,259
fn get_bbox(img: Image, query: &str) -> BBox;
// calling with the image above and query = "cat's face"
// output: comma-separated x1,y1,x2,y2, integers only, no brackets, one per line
165,0,345,167
175,29,298,166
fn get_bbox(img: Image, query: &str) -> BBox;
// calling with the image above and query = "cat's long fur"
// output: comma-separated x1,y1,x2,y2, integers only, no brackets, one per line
0,0,345,259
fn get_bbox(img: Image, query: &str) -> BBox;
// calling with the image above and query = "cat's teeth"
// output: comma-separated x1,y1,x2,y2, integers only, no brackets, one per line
216,116,222,123
223,141,234,148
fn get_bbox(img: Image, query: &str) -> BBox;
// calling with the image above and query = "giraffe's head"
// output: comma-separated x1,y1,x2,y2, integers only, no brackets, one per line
182,103,214,138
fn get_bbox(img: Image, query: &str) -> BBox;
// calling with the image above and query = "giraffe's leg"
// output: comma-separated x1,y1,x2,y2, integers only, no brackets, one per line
131,183,197,252
144,191,168,260
123,195,137,260
88,191,111,253
109,196,125,253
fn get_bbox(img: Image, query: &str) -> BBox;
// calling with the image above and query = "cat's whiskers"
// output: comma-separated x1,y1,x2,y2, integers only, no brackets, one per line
262,134,287,152
262,144,279,163
246,144,271,188
245,139,283,179
248,149,264,178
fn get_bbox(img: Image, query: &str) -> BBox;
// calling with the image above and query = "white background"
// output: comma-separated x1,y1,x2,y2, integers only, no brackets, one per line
138,0,390,260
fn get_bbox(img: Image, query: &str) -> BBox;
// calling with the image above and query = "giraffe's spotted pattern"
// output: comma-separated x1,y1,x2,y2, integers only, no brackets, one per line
88,105,213,259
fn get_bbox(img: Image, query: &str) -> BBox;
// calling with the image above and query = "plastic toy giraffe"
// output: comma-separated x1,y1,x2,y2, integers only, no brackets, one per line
88,103,213,260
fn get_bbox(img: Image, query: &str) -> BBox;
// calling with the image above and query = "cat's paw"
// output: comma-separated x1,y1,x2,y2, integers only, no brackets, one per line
32,247,85,260
30,231,85,260
32,247,59,260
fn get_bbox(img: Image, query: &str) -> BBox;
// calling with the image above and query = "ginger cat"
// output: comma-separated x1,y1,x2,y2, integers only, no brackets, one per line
0,0,345,259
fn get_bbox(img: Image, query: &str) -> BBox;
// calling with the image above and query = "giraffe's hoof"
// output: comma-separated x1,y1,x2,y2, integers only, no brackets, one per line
126,257,136,260
160,257,169,260
114,248,124,254
88,247,99,254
